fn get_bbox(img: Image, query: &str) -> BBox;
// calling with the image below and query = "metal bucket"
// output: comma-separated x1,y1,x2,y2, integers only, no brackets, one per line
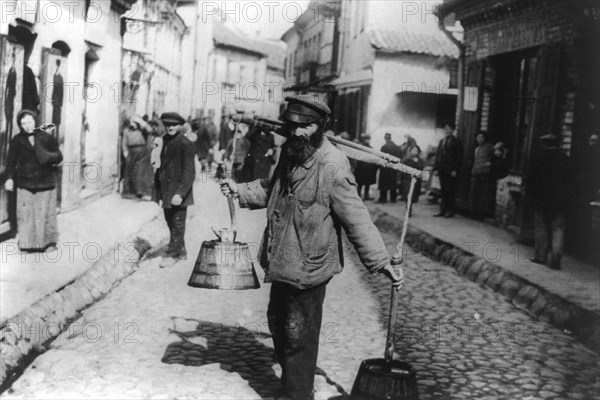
351,359,419,400
187,239,260,290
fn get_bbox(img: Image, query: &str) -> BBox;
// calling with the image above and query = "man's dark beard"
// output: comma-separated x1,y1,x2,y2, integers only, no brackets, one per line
284,129,324,167
277,129,324,192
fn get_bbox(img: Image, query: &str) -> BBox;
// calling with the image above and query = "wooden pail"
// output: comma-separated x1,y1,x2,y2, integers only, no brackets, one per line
187,240,260,290
351,359,419,400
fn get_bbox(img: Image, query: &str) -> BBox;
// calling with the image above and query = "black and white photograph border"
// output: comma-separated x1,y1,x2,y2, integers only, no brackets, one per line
0,1,599,399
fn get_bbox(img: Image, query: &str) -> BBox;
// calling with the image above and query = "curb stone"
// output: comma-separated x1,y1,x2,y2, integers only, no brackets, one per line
370,208,600,354
0,216,167,390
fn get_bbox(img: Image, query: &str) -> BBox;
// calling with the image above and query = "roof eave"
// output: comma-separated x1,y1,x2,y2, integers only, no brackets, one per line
374,48,458,59
213,41,267,58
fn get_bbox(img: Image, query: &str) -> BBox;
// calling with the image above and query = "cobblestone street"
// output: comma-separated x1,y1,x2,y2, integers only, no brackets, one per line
2,179,599,400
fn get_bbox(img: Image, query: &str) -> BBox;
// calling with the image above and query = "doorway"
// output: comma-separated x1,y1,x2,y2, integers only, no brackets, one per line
486,45,561,241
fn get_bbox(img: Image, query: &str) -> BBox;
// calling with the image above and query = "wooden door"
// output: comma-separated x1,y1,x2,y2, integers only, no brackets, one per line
518,44,562,241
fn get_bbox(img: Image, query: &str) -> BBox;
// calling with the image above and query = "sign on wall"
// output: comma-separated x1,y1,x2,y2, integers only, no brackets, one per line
463,86,479,112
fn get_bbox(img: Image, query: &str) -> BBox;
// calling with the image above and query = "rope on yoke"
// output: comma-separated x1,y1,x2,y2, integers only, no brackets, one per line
394,175,417,261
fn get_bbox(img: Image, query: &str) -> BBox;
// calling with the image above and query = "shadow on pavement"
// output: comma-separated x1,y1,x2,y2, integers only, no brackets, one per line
162,317,281,398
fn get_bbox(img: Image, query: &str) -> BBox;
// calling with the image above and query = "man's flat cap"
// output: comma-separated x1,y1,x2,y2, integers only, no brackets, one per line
283,95,331,124
160,112,185,126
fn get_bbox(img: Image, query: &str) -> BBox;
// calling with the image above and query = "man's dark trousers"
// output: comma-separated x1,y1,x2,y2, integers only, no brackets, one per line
163,207,187,258
439,173,457,214
268,281,327,400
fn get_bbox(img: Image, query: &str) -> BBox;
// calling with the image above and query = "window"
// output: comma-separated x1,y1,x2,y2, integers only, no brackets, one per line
240,64,246,84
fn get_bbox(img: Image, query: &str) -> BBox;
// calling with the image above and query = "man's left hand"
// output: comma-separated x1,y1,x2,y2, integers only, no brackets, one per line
171,194,183,206
265,149,274,157
380,264,404,290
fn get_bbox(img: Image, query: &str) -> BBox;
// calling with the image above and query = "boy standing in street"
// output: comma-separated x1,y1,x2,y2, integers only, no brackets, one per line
153,112,196,268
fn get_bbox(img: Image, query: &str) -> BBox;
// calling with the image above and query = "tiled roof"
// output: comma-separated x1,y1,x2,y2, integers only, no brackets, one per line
368,27,459,58
213,21,267,57
213,21,286,69
260,40,286,70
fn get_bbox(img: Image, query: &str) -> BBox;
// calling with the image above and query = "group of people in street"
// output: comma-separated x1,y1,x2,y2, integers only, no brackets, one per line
433,121,510,220
193,112,277,183
353,132,426,217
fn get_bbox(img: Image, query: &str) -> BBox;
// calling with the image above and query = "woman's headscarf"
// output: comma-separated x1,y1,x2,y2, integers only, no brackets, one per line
16,109,38,131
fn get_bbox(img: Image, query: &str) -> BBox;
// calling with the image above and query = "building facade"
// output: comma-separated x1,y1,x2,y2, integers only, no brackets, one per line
121,0,186,121
179,3,286,127
438,0,600,258
281,0,340,104
0,0,136,239
332,0,458,152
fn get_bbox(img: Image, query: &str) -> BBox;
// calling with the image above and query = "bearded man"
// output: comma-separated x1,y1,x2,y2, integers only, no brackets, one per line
220,95,403,400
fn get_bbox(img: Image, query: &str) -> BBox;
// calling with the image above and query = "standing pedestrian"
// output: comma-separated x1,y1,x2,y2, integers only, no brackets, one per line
491,142,509,181
353,133,377,200
4,110,62,252
195,116,218,174
401,145,425,217
224,123,251,183
153,112,196,269
433,120,463,218
243,125,277,181
121,115,153,200
378,132,401,203
527,134,568,270
397,135,417,201
220,95,403,400
469,132,494,219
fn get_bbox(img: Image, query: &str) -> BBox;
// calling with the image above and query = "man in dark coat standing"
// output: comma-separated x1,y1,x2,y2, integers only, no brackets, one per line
527,134,568,270
153,112,196,268
434,120,463,218
378,132,401,203
243,126,276,181
195,115,218,173
353,133,378,200
51,59,64,132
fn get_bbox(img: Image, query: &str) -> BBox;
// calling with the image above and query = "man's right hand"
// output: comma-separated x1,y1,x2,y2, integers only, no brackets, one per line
380,264,404,290
220,178,238,197
4,179,14,191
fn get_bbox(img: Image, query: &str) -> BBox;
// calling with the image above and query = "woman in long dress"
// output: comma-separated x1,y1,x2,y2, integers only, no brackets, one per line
4,110,63,252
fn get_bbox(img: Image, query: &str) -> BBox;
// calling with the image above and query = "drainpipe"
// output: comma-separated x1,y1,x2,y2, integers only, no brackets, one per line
190,2,200,117
438,16,465,132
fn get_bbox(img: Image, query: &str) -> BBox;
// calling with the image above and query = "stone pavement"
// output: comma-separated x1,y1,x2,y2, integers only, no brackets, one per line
365,199,600,352
0,192,165,324
2,180,599,400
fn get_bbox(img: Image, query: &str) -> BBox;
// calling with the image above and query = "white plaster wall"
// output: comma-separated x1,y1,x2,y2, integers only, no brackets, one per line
366,0,441,32
3,1,131,210
368,54,453,153
81,4,123,194
264,68,284,119
338,0,375,76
